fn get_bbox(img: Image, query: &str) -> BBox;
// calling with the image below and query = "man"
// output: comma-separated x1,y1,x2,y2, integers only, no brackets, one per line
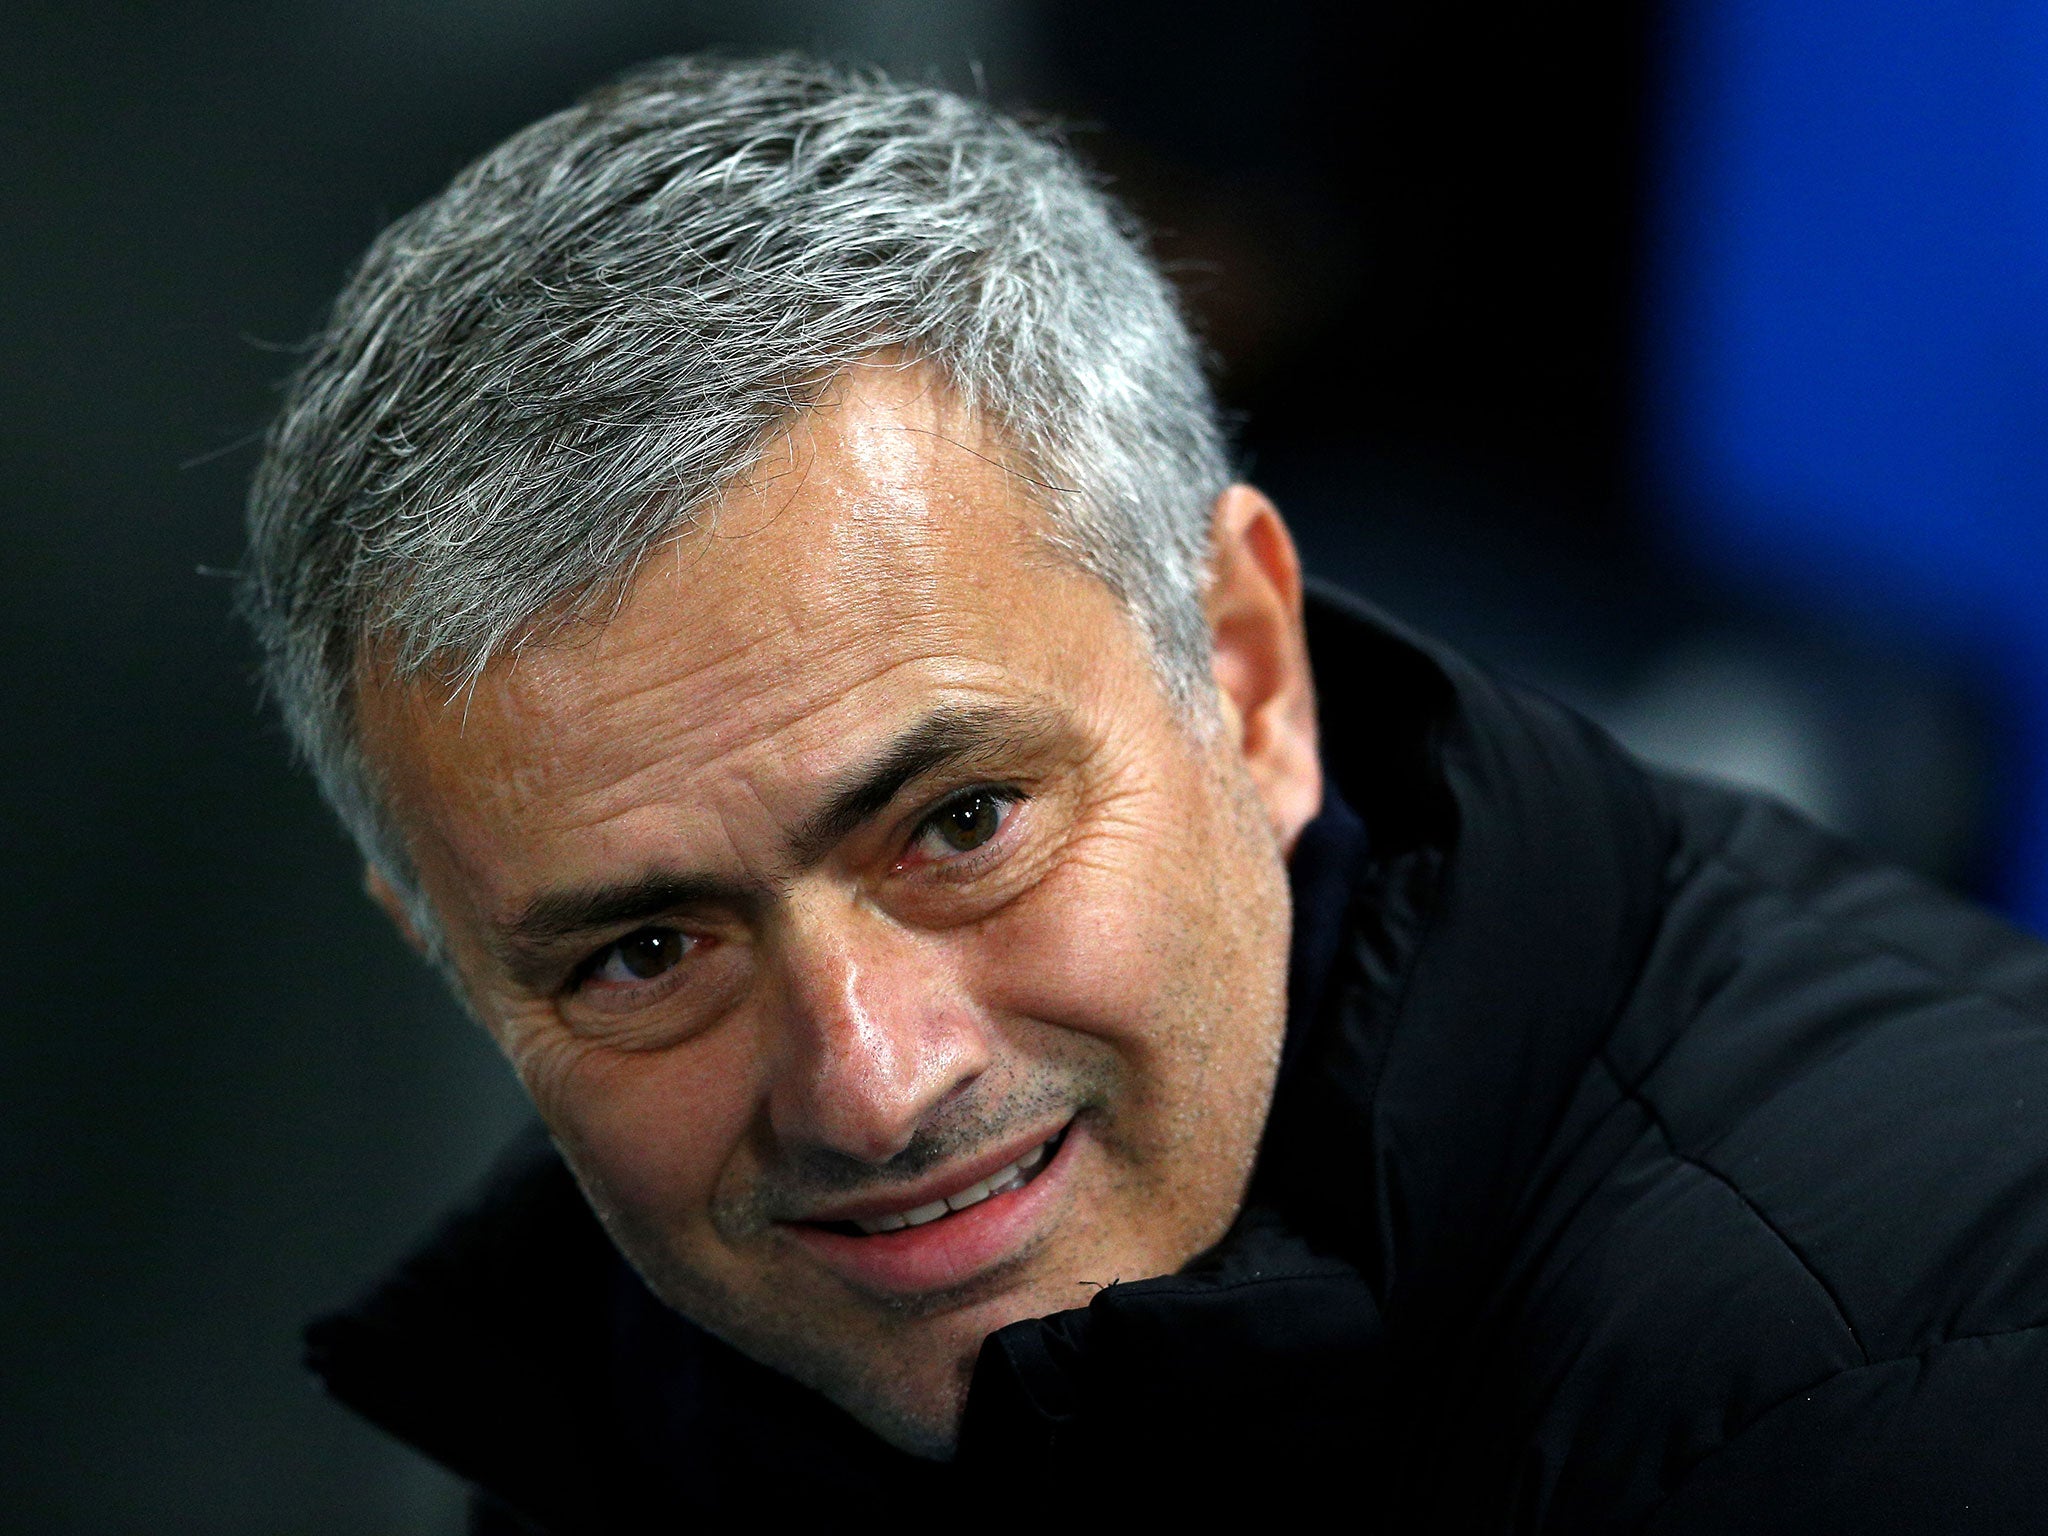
245,56,2048,1530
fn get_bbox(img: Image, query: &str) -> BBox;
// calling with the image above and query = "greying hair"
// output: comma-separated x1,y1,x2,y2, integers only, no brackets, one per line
242,55,1230,932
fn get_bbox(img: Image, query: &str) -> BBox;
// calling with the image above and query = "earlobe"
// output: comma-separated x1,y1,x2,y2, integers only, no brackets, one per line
364,864,431,958
1205,485,1324,854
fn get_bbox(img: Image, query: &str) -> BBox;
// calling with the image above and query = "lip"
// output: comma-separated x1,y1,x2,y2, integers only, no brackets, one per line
793,1122,1067,1226
779,1121,1077,1298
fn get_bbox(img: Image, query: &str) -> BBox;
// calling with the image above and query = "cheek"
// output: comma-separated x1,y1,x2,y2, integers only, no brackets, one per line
971,882,1165,1047
519,1021,763,1242
968,806,1236,1061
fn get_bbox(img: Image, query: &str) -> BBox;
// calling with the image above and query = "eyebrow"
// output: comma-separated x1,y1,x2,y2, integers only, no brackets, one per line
503,872,769,956
490,702,1056,982
785,703,1036,866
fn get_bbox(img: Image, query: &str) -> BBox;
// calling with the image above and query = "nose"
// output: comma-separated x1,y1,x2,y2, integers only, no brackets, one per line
766,902,992,1164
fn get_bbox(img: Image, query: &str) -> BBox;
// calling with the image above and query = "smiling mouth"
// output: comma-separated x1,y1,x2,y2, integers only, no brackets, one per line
808,1129,1066,1238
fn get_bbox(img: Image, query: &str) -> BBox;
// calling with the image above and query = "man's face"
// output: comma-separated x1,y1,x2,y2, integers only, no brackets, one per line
359,363,1320,1455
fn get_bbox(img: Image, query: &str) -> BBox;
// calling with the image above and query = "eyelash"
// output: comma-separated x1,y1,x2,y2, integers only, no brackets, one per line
900,784,1026,871
570,929,700,999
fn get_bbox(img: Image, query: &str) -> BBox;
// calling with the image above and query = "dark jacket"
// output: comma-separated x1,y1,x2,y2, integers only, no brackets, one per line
309,588,2048,1531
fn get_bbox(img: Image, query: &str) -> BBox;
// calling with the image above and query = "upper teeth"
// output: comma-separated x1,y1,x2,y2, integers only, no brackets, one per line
854,1139,1050,1235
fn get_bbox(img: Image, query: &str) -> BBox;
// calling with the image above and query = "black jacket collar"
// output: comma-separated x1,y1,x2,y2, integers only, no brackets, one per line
307,586,1676,1524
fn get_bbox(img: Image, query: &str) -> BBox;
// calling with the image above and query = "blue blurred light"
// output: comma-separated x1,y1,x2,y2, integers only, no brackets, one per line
1647,0,2048,923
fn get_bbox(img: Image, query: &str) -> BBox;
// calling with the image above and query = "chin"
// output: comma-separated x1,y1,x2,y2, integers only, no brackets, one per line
850,1388,968,1462
823,1260,1104,1459
778,1327,982,1462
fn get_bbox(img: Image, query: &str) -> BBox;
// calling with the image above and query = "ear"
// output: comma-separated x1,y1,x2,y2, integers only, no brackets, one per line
1205,484,1322,854
364,864,432,959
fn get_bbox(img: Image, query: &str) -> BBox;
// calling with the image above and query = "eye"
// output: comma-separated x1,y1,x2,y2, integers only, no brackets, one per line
584,926,695,989
909,788,1014,861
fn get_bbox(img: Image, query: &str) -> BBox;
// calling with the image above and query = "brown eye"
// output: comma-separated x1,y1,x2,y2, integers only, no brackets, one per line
590,927,693,987
925,790,1006,854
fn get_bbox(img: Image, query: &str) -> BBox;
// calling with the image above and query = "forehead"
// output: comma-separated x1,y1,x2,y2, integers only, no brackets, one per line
359,364,1146,893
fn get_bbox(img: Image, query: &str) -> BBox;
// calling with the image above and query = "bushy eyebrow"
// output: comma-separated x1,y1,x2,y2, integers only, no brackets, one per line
489,701,1061,983
506,872,769,953
784,703,1046,866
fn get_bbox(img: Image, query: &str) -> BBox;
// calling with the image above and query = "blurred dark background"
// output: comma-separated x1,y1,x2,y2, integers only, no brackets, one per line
7,2,2043,1527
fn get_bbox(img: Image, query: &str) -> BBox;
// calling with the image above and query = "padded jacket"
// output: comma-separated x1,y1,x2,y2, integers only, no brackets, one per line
309,588,2048,1531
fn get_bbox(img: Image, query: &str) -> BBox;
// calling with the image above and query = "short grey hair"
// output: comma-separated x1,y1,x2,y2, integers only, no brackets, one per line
242,55,1230,935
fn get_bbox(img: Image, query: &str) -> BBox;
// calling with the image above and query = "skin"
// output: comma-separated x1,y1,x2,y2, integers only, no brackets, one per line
357,360,1323,1456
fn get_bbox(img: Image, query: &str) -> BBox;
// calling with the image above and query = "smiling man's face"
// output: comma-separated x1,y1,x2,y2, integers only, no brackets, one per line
357,362,1321,1455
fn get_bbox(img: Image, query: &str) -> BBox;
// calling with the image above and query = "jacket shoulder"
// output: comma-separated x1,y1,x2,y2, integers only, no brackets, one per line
1646,1320,2048,1533
1616,778,2048,1362
304,1126,631,1532
1491,778,2048,1527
